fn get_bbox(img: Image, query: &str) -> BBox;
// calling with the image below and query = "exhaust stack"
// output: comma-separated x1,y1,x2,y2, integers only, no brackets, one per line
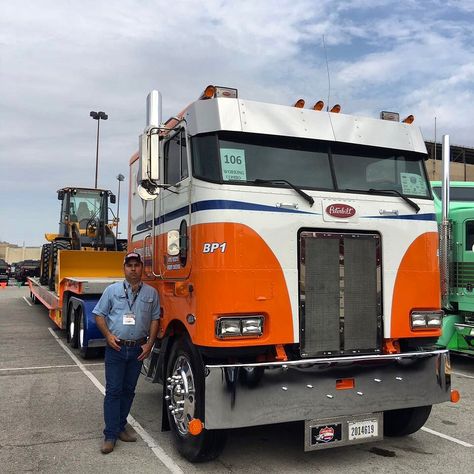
440,135,451,309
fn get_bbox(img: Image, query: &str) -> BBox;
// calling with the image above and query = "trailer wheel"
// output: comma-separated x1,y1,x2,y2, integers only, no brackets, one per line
384,405,432,437
165,336,226,462
67,303,79,348
39,243,51,285
78,306,94,359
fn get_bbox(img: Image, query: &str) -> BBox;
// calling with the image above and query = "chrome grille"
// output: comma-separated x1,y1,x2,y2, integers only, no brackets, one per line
300,231,381,357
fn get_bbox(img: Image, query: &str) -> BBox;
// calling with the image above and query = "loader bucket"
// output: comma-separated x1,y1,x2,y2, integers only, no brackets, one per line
57,250,126,285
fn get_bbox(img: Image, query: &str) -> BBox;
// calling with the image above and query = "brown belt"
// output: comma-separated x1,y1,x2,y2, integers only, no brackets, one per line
118,337,147,347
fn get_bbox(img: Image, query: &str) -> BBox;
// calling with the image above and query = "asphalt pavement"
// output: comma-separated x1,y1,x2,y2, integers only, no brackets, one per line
0,284,472,473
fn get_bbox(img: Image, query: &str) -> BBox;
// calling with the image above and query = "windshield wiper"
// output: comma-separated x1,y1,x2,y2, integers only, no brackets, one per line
344,188,419,213
251,179,315,207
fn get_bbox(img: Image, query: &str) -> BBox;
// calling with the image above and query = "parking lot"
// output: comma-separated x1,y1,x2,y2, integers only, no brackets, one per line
0,284,472,473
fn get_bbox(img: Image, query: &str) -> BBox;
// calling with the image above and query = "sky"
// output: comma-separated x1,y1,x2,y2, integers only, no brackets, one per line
1,0,474,246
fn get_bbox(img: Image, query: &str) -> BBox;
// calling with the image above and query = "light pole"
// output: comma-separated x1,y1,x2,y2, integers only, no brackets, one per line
116,173,125,238
90,111,108,188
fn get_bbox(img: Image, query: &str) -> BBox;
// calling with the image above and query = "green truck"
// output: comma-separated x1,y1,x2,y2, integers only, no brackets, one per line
432,180,474,356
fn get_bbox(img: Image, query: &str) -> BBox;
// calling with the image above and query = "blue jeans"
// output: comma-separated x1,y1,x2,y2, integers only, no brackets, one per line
103,345,143,440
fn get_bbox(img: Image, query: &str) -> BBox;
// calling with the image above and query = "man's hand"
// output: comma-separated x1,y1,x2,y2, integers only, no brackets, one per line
138,341,153,361
106,333,121,351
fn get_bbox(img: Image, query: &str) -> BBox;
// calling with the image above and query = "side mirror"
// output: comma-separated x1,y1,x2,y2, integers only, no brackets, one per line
58,190,65,200
110,194,116,204
138,90,162,192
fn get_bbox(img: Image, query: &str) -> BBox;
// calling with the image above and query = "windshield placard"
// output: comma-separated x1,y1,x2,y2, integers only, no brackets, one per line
220,148,247,181
400,172,427,196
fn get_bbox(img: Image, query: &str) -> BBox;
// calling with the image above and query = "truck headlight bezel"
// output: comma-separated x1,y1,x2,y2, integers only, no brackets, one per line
216,316,264,338
410,310,444,330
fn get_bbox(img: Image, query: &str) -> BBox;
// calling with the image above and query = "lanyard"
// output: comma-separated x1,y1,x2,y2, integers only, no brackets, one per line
123,282,142,312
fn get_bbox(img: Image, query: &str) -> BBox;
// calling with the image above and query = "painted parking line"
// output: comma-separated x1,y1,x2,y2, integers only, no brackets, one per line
421,427,473,448
22,296,32,306
452,371,474,380
0,363,103,372
48,328,184,474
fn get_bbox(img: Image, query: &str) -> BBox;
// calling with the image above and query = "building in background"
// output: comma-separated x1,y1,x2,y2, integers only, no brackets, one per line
425,141,474,181
0,242,41,264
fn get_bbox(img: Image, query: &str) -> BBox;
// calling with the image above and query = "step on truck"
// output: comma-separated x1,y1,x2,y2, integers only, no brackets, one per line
433,143,474,356
130,85,459,461
28,187,127,357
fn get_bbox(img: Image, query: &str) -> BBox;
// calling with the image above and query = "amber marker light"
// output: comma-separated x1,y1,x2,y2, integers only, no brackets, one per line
402,114,415,124
313,100,325,111
330,104,341,113
450,389,460,403
336,378,355,390
293,99,305,108
188,418,204,435
199,85,216,100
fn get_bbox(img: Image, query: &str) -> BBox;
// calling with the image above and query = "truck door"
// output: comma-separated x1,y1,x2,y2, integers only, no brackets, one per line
155,127,192,280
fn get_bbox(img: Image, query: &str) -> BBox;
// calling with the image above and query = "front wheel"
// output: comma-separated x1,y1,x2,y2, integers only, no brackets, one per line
384,405,432,437
165,337,226,462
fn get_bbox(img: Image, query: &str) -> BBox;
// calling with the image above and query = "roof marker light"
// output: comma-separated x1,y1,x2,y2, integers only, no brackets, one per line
330,104,341,113
312,100,325,111
293,99,305,108
200,85,216,100
402,115,415,124
380,111,400,121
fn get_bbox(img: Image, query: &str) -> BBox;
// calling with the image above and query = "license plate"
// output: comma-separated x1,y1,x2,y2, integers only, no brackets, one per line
348,419,378,440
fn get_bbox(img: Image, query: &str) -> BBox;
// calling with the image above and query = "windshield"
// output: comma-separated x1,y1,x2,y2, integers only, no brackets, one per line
191,132,431,198
432,186,474,202
69,190,103,222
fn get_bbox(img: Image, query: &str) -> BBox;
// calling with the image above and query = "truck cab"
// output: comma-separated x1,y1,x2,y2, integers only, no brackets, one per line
130,86,454,462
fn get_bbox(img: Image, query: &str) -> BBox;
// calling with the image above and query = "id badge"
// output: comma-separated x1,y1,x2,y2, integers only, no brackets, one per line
123,312,136,326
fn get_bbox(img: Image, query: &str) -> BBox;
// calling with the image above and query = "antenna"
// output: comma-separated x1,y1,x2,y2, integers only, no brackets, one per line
323,35,331,111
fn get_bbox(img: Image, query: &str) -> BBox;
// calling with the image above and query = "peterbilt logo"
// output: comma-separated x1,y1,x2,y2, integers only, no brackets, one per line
326,204,356,218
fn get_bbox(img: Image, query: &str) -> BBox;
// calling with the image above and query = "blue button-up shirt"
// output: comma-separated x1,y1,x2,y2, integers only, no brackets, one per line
93,280,160,340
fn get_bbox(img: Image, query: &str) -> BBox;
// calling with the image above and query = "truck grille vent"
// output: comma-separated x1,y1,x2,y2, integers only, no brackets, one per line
452,262,474,290
299,231,382,357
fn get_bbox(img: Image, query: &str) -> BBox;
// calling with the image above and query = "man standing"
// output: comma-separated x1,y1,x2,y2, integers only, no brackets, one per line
93,252,160,454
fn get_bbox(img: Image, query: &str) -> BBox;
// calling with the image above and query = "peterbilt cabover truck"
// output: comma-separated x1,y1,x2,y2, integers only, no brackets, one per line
130,85,458,462
28,187,126,357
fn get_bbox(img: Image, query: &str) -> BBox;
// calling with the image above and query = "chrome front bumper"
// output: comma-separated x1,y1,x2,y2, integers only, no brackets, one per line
204,349,451,430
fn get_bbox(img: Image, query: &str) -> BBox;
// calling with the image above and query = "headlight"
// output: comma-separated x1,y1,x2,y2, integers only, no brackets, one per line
241,318,263,335
217,318,241,337
216,316,264,338
410,310,443,330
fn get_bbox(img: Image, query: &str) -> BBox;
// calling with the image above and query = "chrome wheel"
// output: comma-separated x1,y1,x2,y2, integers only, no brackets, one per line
166,355,196,435
69,320,75,342
79,311,84,348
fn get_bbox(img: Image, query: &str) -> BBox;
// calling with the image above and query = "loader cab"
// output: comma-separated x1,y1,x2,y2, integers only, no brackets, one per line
57,187,117,249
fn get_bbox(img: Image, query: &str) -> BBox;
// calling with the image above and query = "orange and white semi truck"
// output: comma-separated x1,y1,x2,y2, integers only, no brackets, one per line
130,85,458,462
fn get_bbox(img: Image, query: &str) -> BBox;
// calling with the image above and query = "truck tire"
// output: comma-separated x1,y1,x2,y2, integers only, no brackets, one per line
39,243,51,285
78,306,94,359
384,405,432,437
48,241,71,291
165,336,226,462
67,303,79,348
